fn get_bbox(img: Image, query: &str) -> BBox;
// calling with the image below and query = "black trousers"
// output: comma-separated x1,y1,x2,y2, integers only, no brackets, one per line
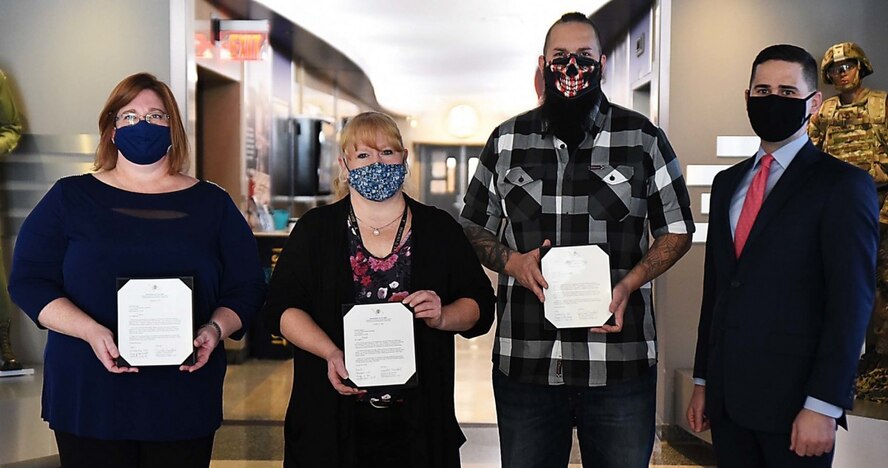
54,431,215,468
710,406,834,468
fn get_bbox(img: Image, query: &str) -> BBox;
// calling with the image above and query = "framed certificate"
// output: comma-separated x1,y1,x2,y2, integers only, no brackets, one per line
342,302,418,389
541,244,614,328
116,277,196,367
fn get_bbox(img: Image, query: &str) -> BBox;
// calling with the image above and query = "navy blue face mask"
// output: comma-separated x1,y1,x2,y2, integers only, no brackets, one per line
114,120,172,165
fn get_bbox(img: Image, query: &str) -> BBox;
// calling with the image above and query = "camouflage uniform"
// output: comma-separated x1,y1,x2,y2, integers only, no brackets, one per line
809,42,888,367
0,69,21,371
810,88,888,220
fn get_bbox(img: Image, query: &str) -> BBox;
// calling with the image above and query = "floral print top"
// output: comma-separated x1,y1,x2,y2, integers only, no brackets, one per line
347,217,413,304
346,210,413,403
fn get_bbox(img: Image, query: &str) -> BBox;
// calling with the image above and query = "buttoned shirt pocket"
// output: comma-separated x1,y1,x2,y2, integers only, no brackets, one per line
500,166,543,223
589,165,635,222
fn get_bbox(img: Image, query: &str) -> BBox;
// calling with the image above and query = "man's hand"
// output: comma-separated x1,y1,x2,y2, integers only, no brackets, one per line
790,408,836,457
592,280,630,333
503,239,551,302
590,233,691,334
686,384,709,432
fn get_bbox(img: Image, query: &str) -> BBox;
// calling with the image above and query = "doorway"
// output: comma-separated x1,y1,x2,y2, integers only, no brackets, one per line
196,66,243,206
416,143,483,219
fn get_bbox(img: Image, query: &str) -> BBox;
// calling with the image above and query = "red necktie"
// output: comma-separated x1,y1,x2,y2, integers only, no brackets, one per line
734,154,775,258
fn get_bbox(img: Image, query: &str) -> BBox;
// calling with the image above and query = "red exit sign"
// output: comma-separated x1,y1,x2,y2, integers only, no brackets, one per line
221,32,267,61
213,19,269,61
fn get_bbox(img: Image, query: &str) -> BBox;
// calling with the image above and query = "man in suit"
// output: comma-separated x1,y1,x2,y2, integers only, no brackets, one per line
686,44,877,467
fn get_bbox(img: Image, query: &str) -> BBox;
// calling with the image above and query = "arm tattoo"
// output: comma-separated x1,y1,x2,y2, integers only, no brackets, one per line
637,233,692,283
463,225,513,273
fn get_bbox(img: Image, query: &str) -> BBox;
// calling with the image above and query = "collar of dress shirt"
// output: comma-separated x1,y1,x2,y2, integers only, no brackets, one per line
753,133,809,171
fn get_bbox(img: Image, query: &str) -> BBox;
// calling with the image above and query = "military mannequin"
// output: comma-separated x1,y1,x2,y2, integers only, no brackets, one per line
809,43,888,399
0,69,22,371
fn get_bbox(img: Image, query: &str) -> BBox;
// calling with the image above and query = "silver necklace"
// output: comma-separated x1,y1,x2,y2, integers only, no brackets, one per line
353,210,403,236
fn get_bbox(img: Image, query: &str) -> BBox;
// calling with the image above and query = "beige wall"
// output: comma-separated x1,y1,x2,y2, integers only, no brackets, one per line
657,0,888,426
0,0,175,135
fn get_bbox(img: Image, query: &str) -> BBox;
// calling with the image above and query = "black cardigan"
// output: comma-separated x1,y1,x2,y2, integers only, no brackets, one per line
264,195,495,467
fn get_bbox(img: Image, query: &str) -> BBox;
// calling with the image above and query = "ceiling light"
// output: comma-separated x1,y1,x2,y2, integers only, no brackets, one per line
446,104,480,138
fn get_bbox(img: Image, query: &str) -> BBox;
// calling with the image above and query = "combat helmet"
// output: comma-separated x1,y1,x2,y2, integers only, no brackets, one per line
822,42,874,85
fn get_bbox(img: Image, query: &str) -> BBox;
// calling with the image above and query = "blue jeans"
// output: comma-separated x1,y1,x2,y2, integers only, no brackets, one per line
493,366,656,468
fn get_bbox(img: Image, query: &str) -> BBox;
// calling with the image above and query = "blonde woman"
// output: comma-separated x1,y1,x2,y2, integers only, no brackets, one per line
264,112,494,467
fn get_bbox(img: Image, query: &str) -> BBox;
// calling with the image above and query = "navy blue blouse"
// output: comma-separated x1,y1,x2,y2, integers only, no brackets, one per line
8,174,266,440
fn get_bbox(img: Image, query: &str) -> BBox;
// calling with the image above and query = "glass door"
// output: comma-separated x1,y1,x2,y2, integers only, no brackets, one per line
417,144,483,220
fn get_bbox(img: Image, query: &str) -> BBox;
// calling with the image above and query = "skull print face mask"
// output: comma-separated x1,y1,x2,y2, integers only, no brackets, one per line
543,53,602,99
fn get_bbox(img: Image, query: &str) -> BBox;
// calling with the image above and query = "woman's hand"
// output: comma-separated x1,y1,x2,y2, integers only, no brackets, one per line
35,298,137,373
403,290,444,329
180,323,221,373
278,307,365,396
83,322,138,373
326,348,365,396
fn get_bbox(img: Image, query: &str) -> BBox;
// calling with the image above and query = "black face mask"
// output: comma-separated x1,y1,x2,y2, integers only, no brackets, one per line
543,53,602,99
746,92,816,142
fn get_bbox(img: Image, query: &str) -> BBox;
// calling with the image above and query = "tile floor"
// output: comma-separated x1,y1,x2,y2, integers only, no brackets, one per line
214,331,716,467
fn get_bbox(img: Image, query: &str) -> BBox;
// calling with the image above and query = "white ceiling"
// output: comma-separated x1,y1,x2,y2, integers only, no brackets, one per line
256,0,607,117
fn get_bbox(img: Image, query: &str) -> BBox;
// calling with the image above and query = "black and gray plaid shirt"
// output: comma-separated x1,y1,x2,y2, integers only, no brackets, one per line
459,95,694,387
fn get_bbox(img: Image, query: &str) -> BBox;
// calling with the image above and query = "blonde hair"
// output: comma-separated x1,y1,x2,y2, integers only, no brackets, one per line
95,73,189,174
334,112,407,199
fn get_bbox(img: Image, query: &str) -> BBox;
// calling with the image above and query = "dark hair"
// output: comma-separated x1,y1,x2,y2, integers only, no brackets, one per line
543,12,602,56
96,73,189,174
749,44,819,91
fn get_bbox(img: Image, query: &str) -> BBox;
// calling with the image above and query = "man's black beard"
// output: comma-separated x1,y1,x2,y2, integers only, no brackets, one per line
541,86,601,152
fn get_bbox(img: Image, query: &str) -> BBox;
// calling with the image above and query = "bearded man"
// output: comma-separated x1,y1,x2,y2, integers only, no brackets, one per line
459,12,694,468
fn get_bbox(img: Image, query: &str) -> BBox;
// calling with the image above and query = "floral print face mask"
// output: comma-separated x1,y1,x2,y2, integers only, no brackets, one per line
346,161,407,201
